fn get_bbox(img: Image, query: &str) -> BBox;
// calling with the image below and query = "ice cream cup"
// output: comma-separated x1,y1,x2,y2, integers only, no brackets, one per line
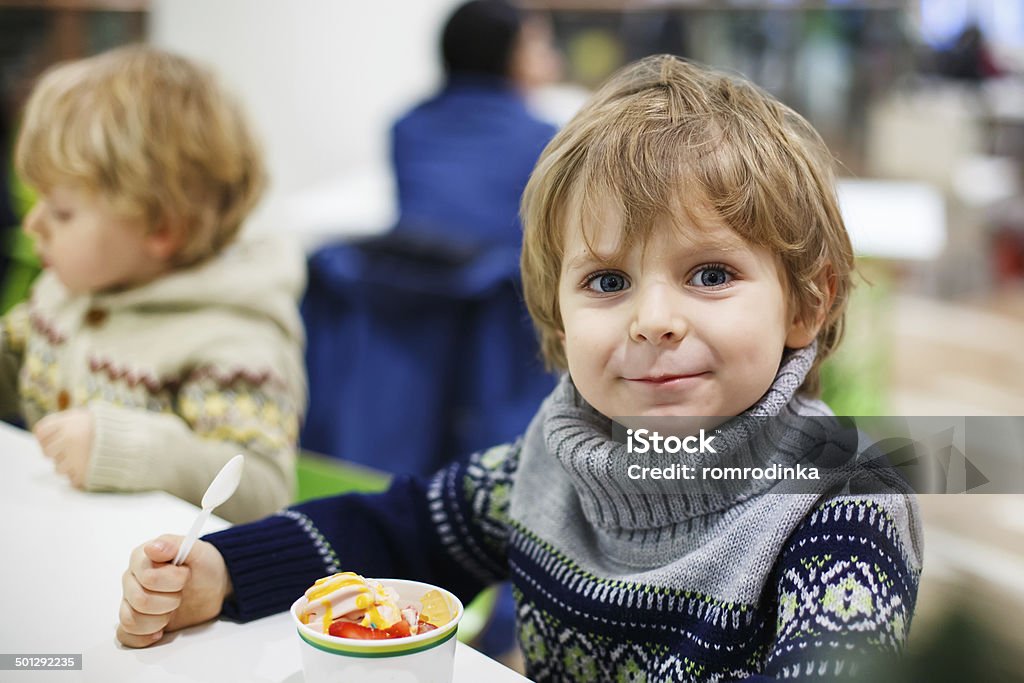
290,578,464,683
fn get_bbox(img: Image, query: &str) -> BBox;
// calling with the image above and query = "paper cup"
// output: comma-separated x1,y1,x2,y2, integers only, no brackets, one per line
291,578,464,683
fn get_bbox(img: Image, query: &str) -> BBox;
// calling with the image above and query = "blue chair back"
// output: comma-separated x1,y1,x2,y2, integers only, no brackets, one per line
301,232,555,477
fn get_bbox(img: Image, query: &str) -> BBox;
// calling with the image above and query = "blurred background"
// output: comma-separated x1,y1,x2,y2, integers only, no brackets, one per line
2,0,1023,677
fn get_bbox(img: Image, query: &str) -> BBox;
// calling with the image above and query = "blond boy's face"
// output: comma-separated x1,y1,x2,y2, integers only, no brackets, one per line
558,202,813,419
24,185,168,295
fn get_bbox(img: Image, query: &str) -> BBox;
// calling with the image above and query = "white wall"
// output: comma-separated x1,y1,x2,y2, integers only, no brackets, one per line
149,0,462,235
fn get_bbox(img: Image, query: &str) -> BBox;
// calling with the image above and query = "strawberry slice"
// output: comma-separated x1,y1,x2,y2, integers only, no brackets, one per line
385,620,412,638
329,620,412,640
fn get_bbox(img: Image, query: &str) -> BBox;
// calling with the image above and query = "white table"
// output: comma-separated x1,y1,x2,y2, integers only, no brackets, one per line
0,422,527,682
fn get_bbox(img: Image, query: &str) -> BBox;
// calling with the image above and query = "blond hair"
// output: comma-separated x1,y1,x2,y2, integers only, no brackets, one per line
521,55,854,396
15,45,265,266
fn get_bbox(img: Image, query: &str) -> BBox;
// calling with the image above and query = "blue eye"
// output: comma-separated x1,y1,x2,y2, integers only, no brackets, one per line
688,266,733,288
586,271,629,293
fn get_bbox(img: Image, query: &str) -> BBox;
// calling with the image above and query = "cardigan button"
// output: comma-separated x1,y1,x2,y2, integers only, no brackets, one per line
57,390,70,410
84,308,109,327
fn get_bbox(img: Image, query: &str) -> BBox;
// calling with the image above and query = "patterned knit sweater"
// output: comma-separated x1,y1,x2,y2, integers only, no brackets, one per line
0,237,307,523
206,346,922,680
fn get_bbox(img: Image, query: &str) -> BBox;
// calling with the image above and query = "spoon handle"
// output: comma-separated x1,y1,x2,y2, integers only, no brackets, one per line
173,508,212,566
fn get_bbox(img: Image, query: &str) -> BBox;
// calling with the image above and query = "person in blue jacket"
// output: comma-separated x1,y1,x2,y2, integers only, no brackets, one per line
391,0,561,248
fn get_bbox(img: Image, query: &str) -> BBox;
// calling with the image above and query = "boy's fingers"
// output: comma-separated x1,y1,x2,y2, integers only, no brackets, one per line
142,535,182,565
127,543,189,593
128,560,189,594
32,416,60,445
39,437,66,460
118,599,172,635
119,534,190,650
55,455,72,475
31,415,50,436
52,456,72,481
36,432,56,458
121,573,182,615
116,625,163,649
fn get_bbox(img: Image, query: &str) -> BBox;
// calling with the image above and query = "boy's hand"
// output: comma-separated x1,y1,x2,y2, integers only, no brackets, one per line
33,409,95,488
117,535,232,648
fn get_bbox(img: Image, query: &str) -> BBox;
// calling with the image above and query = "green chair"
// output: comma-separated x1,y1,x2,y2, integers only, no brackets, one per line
819,258,892,416
295,450,498,644
296,449,392,501
0,228,41,314
1,167,41,315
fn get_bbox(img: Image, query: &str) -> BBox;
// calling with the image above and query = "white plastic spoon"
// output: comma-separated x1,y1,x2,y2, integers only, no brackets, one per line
172,454,245,566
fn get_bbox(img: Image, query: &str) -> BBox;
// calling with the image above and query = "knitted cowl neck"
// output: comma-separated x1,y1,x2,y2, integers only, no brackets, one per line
541,343,834,532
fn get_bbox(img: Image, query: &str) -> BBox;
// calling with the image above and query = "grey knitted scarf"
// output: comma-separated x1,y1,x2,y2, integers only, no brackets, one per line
543,344,845,530
508,343,883,602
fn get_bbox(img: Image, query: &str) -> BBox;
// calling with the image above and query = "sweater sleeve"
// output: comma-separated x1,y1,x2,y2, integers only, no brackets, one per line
204,440,522,622
0,302,28,419
83,366,301,524
757,496,923,680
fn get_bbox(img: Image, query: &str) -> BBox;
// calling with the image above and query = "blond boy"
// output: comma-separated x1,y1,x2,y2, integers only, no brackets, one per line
116,55,920,682
2,46,305,523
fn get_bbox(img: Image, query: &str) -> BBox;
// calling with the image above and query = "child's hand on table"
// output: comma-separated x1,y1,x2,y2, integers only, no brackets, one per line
33,409,94,488
117,535,233,648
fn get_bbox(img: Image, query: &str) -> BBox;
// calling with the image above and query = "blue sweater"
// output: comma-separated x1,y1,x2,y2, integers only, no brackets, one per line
206,349,922,681
390,76,556,247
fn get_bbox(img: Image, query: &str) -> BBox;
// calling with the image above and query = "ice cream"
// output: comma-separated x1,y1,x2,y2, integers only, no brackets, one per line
299,572,454,639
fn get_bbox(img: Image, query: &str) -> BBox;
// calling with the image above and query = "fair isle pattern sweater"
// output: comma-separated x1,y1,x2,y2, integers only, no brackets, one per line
0,237,307,523
206,346,922,681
